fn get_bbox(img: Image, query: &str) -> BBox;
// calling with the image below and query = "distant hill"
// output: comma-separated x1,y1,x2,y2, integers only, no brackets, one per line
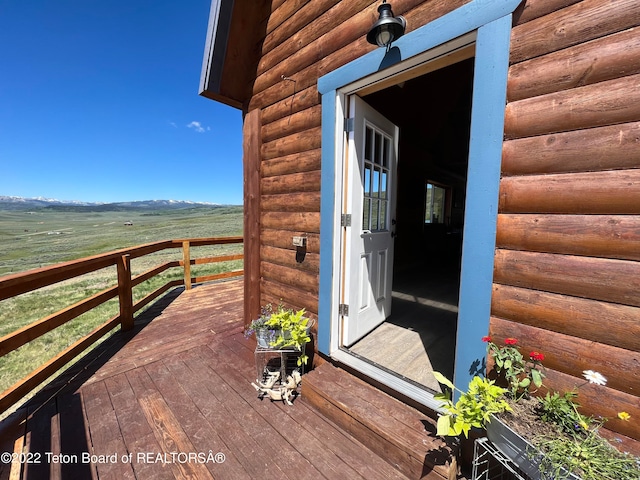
0,196,233,212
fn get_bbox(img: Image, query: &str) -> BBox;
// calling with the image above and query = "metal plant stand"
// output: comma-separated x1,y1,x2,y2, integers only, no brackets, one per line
472,438,528,480
254,344,306,386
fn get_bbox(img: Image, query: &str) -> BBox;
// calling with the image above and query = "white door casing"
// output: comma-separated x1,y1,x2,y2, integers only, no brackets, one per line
341,95,399,347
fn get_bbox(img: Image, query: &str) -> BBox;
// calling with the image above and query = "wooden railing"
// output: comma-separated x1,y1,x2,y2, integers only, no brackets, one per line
0,236,243,414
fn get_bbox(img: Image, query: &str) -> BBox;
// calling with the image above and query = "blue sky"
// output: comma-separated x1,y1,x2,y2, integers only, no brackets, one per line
0,1,243,205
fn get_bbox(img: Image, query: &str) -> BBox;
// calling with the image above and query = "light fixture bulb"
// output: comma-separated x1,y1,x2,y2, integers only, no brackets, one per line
366,2,406,48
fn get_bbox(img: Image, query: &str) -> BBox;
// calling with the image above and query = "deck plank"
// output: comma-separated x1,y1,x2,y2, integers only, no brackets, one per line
206,340,410,480
0,279,452,479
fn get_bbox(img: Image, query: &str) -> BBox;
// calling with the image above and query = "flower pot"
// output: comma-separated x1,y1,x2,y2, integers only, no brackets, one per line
486,416,580,480
255,329,273,348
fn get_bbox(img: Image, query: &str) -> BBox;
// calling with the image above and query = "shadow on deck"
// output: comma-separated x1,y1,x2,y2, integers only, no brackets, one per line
0,279,425,480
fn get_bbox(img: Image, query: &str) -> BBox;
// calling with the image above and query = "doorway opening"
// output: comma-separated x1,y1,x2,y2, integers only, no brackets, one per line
344,57,474,393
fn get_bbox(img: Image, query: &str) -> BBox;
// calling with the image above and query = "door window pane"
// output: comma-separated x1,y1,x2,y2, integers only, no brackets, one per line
362,124,392,232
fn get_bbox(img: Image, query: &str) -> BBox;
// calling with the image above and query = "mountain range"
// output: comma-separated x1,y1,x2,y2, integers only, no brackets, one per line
0,196,226,211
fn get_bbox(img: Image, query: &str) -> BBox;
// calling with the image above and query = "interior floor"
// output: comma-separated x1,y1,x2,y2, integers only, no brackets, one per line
349,264,460,392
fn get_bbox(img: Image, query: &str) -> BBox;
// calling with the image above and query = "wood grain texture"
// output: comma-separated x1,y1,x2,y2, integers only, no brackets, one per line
489,316,640,396
504,73,640,139
499,170,640,214
508,27,640,102
514,0,582,25
493,249,640,308
501,121,640,175
496,214,640,261
244,109,262,325
261,148,321,177
491,284,640,353
510,0,640,64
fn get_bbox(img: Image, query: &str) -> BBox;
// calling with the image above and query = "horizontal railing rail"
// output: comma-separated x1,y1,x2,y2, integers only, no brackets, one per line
0,236,243,414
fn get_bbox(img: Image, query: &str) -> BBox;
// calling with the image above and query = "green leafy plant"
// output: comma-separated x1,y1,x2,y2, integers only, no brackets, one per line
484,336,640,480
536,424,640,480
433,371,511,438
539,390,591,434
484,336,544,399
263,305,312,366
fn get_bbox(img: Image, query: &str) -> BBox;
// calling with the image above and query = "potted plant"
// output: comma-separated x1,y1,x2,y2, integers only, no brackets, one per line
263,305,313,366
245,304,314,366
482,336,640,480
244,304,279,348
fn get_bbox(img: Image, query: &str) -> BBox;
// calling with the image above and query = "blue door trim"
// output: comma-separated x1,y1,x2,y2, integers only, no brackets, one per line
318,0,516,392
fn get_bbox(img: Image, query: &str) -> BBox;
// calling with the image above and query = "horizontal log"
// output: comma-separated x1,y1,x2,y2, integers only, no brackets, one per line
262,149,321,177
493,249,640,307
261,212,321,233
504,73,640,139
260,85,320,125
261,261,319,293
514,0,582,25
261,170,321,195
258,0,367,76
491,284,640,352
261,192,321,212
261,229,321,254
510,0,640,64
261,245,320,273
261,104,321,144
499,170,640,214
501,122,640,175
248,0,465,111
262,127,322,161
538,367,640,440
508,27,640,102
261,279,319,316
255,0,385,94
496,214,640,261
489,316,640,396
265,0,308,36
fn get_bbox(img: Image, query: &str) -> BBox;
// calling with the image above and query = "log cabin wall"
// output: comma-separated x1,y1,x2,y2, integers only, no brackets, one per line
492,0,640,441
247,0,472,320
240,0,640,440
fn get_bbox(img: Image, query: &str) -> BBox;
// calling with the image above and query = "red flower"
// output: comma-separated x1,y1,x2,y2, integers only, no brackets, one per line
530,351,545,362
505,338,518,345
482,336,491,342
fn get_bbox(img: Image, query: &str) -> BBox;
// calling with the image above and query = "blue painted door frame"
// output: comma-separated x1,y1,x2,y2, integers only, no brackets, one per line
317,0,518,393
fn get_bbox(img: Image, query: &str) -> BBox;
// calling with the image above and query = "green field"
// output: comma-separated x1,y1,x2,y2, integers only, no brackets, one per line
0,206,244,412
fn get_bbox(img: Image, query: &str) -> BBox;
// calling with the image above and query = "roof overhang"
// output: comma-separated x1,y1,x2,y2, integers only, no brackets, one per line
199,0,270,110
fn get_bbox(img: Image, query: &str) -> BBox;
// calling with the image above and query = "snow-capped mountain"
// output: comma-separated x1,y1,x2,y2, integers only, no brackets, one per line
0,196,223,211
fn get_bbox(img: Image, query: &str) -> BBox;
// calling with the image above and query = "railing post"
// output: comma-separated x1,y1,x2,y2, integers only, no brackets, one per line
182,241,192,290
117,254,134,331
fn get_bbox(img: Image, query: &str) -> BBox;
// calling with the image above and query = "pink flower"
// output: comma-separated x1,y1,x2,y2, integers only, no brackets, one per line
505,338,518,345
482,336,491,342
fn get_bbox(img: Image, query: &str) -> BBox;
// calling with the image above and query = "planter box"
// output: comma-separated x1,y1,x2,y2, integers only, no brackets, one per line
486,416,580,480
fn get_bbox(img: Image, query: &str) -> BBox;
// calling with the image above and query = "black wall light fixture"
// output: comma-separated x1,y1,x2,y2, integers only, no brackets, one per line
366,1,406,48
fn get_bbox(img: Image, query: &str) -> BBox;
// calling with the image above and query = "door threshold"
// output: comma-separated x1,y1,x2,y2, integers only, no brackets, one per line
330,348,444,412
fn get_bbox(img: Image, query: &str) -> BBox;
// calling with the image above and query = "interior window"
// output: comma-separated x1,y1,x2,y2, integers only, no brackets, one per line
425,182,446,224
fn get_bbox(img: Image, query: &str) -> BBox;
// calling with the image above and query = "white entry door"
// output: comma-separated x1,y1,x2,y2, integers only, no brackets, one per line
342,95,399,347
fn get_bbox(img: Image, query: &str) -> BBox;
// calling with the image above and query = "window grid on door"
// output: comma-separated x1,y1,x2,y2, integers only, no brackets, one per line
362,125,391,232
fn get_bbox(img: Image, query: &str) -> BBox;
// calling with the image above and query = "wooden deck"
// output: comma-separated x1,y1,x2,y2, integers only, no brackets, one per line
0,279,418,480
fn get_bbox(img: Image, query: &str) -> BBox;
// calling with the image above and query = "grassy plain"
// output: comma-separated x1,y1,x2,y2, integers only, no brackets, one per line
0,206,243,410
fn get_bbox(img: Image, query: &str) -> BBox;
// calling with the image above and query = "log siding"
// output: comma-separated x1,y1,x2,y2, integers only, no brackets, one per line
207,0,640,443
493,0,640,440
